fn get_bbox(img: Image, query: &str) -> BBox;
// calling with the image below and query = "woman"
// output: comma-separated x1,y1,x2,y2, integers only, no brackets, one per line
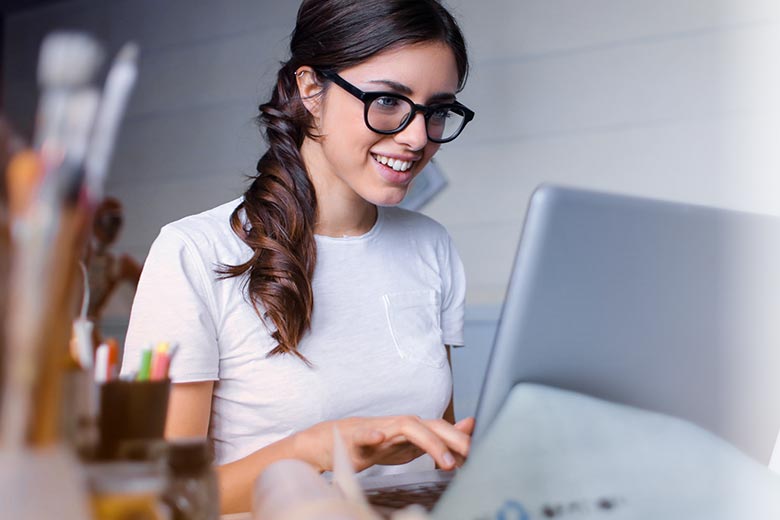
123,0,476,513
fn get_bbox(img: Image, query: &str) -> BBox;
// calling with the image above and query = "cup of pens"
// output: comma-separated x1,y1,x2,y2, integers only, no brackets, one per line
97,343,174,460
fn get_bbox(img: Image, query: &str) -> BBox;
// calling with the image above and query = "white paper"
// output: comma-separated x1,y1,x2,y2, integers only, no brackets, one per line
434,384,780,519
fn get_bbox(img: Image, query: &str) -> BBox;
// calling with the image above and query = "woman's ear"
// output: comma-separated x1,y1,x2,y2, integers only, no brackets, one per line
295,66,324,118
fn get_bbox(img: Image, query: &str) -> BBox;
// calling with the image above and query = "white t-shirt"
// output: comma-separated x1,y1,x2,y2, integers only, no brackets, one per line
122,198,466,472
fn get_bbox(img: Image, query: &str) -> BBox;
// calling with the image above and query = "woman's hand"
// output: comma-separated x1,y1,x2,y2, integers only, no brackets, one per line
295,415,475,473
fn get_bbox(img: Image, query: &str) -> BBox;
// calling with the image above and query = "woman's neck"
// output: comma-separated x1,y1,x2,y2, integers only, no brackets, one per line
314,192,377,238
301,139,377,238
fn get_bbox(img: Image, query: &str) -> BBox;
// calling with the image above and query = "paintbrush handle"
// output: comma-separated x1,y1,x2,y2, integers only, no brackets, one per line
6,150,42,221
1,151,45,448
27,206,91,446
1,150,93,447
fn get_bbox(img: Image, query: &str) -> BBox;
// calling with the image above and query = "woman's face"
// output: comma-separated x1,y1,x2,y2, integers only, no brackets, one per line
300,42,460,207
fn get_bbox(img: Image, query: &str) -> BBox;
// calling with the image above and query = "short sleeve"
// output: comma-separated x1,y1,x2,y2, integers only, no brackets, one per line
440,234,466,347
121,225,220,382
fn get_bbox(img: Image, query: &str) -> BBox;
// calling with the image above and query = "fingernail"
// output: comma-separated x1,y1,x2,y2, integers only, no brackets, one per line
442,452,456,468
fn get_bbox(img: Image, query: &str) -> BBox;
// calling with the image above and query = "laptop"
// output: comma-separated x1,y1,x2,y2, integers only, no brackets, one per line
363,184,780,510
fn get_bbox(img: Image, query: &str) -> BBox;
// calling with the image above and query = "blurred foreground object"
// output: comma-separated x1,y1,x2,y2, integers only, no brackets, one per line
164,439,220,520
0,115,26,413
0,28,138,520
433,385,780,519
0,446,92,519
252,430,429,519
1,30,138,448
2,30,105,449
86,460,169,520
0,115,26,208
253,459,380,520
85,196,142,344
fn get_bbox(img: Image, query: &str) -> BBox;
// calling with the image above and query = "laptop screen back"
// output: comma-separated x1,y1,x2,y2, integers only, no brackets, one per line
473,185,780,464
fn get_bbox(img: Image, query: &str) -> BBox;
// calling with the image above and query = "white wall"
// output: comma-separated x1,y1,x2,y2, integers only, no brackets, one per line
5,0,780,418
439,0,780,304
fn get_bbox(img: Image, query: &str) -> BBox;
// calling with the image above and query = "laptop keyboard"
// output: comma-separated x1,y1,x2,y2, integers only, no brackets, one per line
364,480,449,510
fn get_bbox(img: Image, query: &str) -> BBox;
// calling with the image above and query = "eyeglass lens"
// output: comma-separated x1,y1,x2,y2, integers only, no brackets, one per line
367,96,466,142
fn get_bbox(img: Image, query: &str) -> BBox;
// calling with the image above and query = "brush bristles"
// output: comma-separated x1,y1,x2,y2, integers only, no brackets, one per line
37,31,104,88
116,42,139,64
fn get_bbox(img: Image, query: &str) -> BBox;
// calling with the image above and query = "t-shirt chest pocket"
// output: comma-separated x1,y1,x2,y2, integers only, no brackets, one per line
382,289,446,368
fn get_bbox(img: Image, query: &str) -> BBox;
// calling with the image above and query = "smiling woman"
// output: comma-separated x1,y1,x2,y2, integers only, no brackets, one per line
121,0,475,514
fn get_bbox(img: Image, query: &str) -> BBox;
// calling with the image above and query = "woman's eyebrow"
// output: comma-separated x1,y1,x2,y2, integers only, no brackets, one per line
366,79,456,102
367,79,412,95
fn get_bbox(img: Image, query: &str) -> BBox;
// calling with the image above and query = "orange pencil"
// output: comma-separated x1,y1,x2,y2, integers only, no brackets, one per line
105,337,119,380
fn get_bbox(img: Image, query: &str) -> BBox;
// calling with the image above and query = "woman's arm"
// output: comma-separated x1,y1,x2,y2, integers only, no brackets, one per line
226,416,473,513
444,345,456,424
165,381,213,438
165,381,474,514
165,382,307,513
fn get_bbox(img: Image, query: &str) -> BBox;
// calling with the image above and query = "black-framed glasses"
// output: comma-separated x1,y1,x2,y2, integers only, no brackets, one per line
318,70,475,144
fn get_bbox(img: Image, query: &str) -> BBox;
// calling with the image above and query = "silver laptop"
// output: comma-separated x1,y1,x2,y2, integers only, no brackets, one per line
474,184,780,463
363,184,780,509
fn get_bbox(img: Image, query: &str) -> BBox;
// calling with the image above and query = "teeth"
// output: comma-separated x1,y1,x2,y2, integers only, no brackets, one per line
373,154,413,172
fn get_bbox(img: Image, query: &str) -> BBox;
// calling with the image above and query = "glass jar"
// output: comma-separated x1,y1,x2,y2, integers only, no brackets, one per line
164,439,220,520
86,460,169,520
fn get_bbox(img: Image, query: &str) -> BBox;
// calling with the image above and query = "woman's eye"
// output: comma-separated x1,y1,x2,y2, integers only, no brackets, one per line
376,96,400,108
431,108,451,121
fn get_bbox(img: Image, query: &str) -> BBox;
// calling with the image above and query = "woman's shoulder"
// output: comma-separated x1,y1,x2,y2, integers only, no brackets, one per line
155,197,247,258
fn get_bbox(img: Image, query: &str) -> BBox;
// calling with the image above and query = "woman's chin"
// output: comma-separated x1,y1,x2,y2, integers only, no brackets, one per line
370,188,410,207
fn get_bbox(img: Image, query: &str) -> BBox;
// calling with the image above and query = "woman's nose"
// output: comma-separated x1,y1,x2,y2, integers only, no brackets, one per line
394,112,429,151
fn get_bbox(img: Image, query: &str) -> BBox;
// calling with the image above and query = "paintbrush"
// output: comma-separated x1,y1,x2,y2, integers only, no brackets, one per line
1,31,104,449
84,42,139,207
27,37,139,446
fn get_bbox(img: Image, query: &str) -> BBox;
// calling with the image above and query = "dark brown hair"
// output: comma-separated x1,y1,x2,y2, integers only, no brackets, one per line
218,0,469,360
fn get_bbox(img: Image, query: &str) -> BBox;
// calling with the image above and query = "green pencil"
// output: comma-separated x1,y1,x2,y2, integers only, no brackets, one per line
137,348,153,381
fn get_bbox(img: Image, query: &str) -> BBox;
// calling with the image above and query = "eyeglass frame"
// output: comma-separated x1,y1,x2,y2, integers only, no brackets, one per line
315,69,475,144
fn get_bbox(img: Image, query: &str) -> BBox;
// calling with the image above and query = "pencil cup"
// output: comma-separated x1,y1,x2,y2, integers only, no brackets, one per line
98,379,170,460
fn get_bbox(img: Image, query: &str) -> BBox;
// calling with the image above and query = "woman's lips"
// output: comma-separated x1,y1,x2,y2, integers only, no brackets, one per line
372,154,415,185
372,153,415,172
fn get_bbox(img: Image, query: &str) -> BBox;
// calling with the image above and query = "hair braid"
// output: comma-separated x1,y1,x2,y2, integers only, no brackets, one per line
218,64,318,362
